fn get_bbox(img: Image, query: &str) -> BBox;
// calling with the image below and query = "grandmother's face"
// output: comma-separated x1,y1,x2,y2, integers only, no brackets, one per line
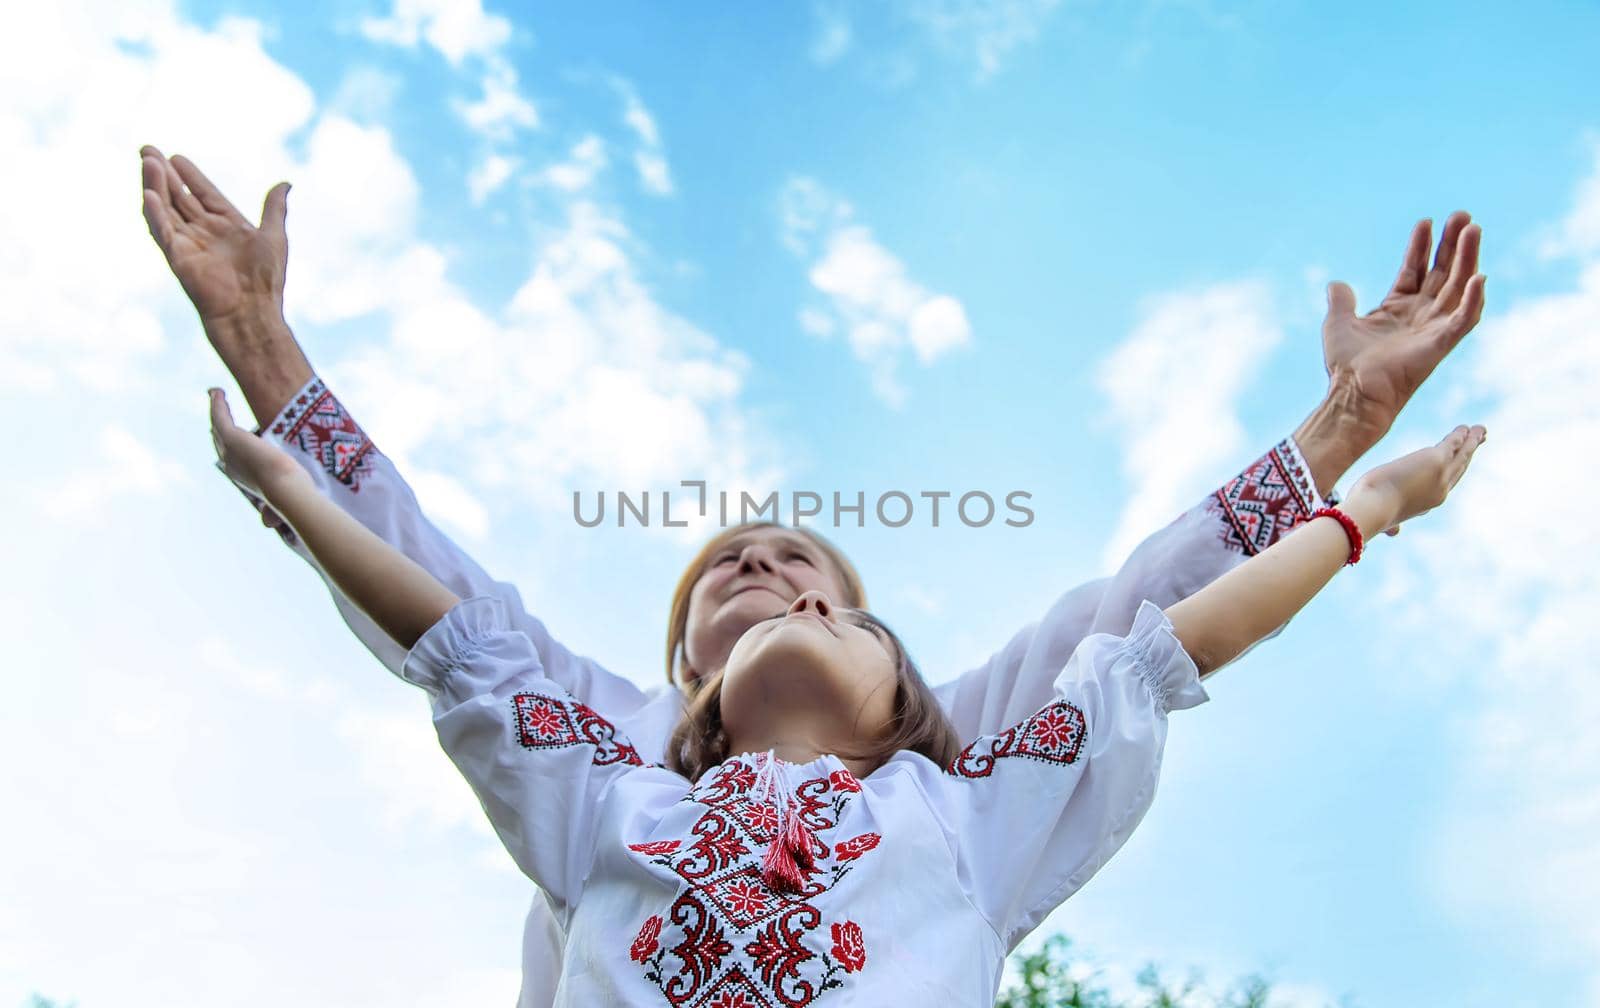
682,528,853,683
719,590,900,748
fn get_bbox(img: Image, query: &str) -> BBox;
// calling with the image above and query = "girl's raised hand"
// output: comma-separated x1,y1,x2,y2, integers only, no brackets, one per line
209,388,308,500
1347,424,1487,535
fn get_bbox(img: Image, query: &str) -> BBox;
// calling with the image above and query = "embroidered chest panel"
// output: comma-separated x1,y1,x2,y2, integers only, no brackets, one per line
626,760,877,1008
509,691,1087,1007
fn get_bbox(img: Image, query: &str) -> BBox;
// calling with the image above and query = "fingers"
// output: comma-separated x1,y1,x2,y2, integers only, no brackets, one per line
1436,223,1482,313
141,152,178,246
209,387,238,438
1326,281,1358,322
1422,211,1472,297
162,157,206,224
259,181,291,240
1389,218,1431,296
141,151,171,206
1442,423,1487,492
142,188,175,253
171,154,248,224
1448,273,1487,340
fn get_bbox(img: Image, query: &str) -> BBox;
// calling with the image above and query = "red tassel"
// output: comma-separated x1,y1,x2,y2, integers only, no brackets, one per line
761,833,807,894
784,812,817,872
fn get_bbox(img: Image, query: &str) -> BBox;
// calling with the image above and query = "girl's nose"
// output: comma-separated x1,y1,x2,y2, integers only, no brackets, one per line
787,590,835,620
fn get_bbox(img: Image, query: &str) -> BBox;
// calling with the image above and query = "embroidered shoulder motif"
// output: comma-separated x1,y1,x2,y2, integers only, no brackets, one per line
1208,437,1320,555
268,377,376,492
626,758,873,1006
946,700,1087,779
511,692,642,767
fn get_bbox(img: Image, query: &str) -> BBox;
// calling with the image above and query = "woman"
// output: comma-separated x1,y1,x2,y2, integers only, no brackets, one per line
142,145,1485,1005
209,384,1485,1006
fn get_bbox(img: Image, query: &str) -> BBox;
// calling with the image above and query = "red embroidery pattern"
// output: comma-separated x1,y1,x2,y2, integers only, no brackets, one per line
1209,438,1321,555
832,834,879,862
510,693,642,767
633,915,664,963
267,378,376,492
631,840,684,857
947,700,1087,779
826,770,860,794
828,922,866,973
626,757,875,1006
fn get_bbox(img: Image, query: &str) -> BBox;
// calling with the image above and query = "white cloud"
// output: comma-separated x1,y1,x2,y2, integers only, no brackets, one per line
896,0,1062,79
327,65,402,122
338,706,497,835
536,133,607,192
810,0,1060,81
1539,138,1600,260
635,150,673,196
779,176,972,406
612,76,674,196
361,1,538,150
809,2,854,65
359,0,512,66
1094,281,1281,570
466,151,517,203
44,425,190,519
1401,166,1600,993
452,58,539,140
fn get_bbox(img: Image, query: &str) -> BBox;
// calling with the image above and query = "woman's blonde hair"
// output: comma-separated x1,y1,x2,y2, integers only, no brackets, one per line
664,522,868,690
665,608,963,781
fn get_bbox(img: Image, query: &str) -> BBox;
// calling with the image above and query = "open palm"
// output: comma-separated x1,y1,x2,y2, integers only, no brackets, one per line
1323,212,1486,434
140,145,289,327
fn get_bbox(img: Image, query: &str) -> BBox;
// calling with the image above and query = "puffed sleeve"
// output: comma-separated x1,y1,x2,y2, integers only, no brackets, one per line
400,595,647,913
936,599,1206,950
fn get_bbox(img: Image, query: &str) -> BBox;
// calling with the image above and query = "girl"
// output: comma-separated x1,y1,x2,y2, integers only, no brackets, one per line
209,387,1484,1006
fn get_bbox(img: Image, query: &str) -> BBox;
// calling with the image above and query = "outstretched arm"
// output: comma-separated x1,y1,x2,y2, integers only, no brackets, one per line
145,147,659,723
214,391,652,911
934,212,1486,738
938,424,1485,950
1168,425,1485,675
211,388,457,646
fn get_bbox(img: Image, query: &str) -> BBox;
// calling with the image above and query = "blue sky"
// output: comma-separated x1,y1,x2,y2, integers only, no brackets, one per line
3,1,1598,1006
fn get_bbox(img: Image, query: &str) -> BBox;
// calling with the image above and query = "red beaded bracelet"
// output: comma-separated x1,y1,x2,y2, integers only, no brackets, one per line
1313,506,1363,566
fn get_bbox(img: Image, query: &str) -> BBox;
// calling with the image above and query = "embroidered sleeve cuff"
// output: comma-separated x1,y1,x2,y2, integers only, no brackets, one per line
1211,436,1324,555
400,595,513,695
253,374,323,438
1119,599,1208,716
256,375,377,492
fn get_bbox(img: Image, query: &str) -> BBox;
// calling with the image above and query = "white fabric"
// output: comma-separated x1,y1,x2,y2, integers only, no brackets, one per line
225,375,1317,1007
401,595,1206,1008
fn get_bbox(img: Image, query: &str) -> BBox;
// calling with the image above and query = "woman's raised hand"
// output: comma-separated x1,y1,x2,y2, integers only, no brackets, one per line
209,388,308,501
1346,425,1487,537
141,146,290,328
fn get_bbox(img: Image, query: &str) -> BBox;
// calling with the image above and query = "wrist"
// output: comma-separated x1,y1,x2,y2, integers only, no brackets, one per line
203,307,314,430
1336,484,1397,541
1293,378,1390,497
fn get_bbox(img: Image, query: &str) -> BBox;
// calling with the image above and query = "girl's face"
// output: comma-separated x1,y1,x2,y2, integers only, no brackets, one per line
682,528,854,682
718,589,900,753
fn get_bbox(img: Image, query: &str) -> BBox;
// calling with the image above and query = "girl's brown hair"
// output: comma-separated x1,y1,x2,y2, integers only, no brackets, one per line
664,522,869,690
665,608,963,782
